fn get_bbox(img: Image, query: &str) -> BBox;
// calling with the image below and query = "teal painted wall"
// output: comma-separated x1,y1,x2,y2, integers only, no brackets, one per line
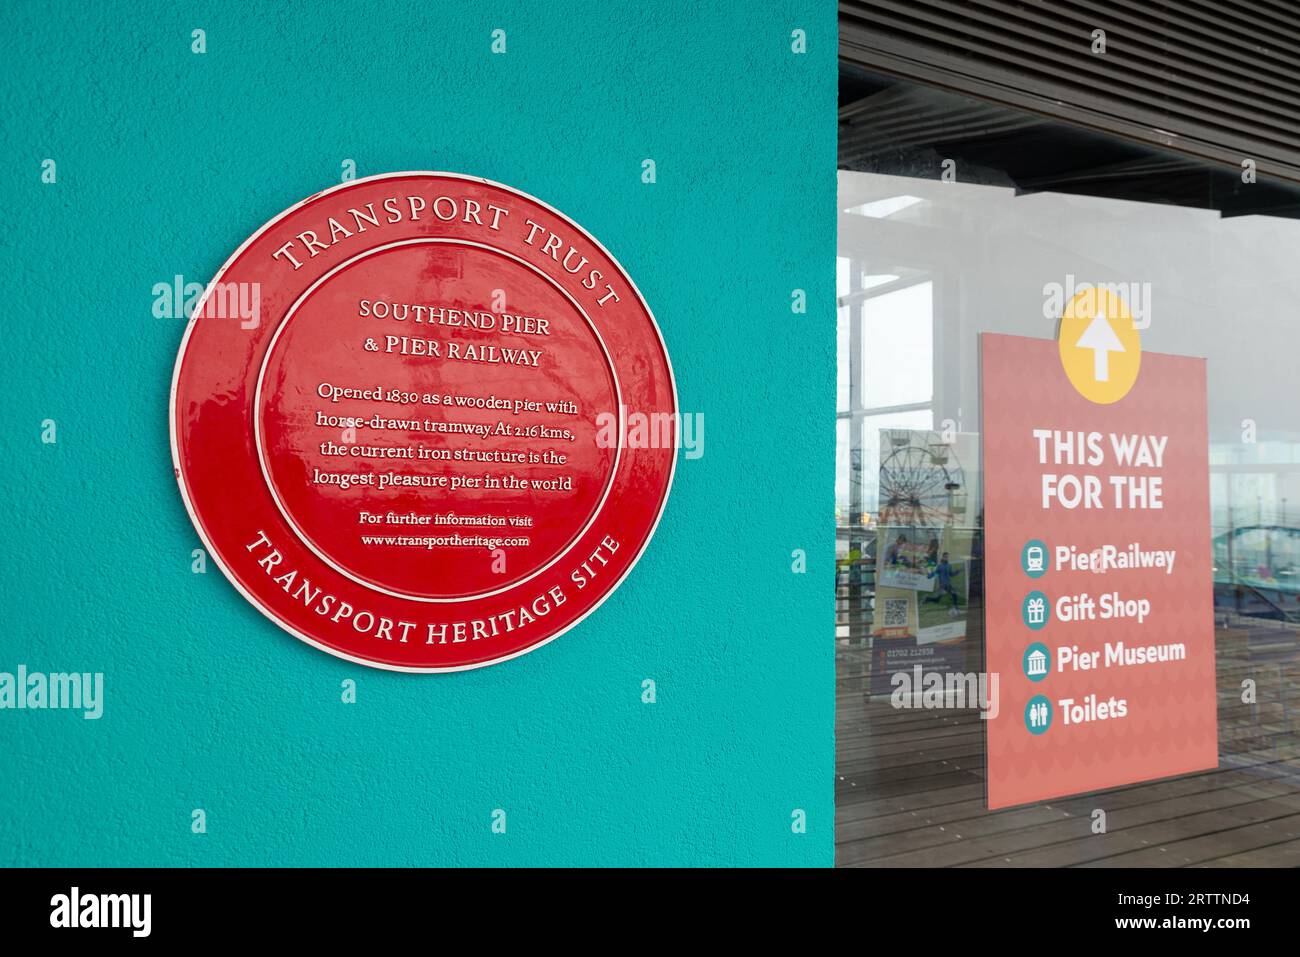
0,1,835,866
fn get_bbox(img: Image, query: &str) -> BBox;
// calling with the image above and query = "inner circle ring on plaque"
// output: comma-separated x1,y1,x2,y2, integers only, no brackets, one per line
254,238,623,603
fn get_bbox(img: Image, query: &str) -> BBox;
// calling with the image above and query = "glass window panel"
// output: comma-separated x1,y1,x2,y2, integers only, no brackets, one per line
837,303,850,413
861,281,933,408
835,417,851,524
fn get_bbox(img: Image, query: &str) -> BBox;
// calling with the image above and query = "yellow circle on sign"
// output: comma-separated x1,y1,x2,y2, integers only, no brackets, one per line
1057,287,1141,404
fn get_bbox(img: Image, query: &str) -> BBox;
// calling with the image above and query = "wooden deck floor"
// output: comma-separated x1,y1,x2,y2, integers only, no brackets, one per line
835,622,1300,866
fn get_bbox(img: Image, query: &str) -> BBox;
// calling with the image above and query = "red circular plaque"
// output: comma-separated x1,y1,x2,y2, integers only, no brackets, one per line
171,173,676,671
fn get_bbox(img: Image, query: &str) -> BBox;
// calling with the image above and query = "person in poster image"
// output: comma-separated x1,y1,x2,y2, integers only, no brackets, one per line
885,533,909,567
925,552,962,609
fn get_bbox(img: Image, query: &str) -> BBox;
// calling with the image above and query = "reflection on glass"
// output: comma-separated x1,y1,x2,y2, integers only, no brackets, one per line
836,167,1300,698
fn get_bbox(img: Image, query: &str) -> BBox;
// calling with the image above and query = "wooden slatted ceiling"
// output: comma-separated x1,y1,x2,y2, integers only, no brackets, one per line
840,0,1300,184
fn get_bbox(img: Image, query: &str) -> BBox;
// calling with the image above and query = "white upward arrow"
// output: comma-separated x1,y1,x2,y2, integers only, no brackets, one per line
1075,315,1125,382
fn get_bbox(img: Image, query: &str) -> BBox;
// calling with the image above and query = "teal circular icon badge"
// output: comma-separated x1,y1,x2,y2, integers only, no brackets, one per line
1021,539,1048,578
1024,694,1053,735
1021,590,1050,630
1022,642,1051,682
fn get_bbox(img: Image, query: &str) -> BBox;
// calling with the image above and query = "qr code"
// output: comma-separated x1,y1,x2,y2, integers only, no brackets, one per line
882,598,909,628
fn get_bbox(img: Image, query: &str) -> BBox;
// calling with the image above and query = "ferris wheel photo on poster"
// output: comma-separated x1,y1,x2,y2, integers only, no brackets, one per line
872,429,981,648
